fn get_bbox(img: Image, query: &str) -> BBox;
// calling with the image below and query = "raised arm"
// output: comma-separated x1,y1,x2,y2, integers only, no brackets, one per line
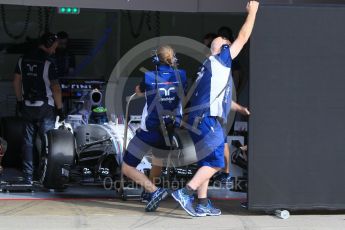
230,1,259,59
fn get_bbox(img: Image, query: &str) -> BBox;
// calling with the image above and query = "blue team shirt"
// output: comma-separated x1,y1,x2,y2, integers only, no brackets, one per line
140,65,187,131
188,45,232,122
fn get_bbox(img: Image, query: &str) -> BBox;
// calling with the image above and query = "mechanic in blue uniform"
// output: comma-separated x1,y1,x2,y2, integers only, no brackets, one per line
122,45,187,212
172,1,259,217
13,32,64,184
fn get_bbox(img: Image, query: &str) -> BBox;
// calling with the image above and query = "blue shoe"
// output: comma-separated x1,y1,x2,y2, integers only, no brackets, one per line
172,189,204,217
145,188,169,212
220,175,233,187
220,174,231,182
141,191,150,203
214,173,233,188
196,200,222,216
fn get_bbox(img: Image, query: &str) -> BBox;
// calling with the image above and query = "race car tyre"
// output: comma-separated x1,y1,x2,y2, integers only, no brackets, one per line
40,129,75,190
169,128,198,167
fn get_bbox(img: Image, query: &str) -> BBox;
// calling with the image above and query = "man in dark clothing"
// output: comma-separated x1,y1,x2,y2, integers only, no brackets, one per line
53,31,76,78
13,32,64,184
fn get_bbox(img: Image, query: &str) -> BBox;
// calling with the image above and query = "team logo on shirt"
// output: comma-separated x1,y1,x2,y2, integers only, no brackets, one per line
159,86,176,103
26,64,38,77
159,87,175,96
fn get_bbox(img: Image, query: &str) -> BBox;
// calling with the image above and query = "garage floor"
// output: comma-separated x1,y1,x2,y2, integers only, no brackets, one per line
0,198,345,230
1,169,344,230
0,168,247,200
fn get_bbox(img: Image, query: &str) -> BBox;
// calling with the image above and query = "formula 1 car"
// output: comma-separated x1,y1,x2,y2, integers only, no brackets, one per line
39,121,128,190
38,91,197,192
37,89,139,190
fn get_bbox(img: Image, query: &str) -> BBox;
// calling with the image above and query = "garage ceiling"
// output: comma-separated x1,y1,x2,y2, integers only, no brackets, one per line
0,0,344,12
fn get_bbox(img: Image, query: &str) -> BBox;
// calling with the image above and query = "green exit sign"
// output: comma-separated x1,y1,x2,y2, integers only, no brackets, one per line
58,7,80,15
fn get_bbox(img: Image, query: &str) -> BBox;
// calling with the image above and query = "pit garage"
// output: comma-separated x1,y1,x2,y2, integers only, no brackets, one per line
0,0,345,229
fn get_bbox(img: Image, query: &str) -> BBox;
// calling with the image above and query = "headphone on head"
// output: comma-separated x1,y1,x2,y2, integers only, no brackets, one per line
172,54,178,66
151,49,160,65
151,48,178,66
40,32,58,48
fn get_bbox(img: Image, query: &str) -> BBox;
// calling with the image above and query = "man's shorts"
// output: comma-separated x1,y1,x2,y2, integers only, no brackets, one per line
188,116,225,168
123,129,170,167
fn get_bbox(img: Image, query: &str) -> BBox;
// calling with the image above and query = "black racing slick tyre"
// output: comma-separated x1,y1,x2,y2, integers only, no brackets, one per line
40,129,75,190
170,128,198,167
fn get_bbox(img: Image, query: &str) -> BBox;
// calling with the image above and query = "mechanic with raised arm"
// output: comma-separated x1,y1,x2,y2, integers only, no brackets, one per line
13,32,64,184
172,1,259,217
122,45,187,212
